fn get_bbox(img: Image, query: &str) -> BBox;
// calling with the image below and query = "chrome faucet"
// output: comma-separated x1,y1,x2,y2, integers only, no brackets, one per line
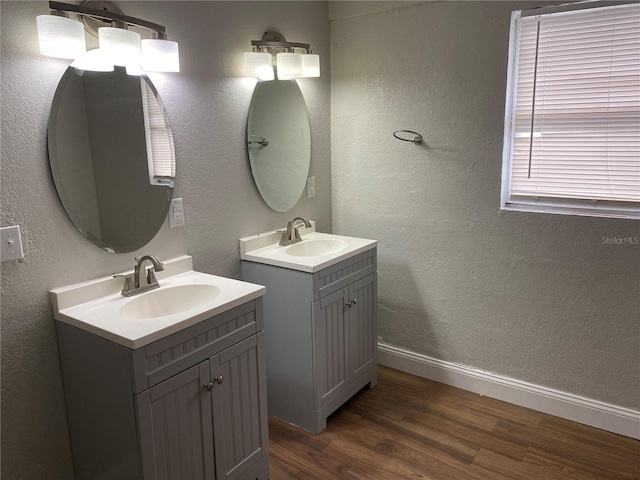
114,255,165,297
279,216,312,246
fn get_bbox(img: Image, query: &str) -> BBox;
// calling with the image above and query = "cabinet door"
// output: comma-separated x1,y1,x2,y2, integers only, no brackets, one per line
210,332,268,480
348,273,377,385
313,288,348,407
135,361,215,480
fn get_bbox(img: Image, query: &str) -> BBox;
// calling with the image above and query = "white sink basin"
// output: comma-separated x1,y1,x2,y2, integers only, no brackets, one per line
119,284,221,319
285,239,347,257
49,255,265,348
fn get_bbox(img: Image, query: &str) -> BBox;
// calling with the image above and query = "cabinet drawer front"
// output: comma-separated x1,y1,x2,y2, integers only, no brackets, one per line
313,248,377,301
133,300,262,392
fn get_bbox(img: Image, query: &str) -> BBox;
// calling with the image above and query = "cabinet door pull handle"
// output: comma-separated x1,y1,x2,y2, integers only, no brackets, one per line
346,299,358,308
203,376,223,391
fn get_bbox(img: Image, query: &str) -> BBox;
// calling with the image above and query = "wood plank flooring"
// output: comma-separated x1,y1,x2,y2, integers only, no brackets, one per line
268,366,640,480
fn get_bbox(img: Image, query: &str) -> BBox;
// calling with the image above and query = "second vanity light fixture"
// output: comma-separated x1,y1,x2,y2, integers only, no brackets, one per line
244,31,320,81
36,1,179,74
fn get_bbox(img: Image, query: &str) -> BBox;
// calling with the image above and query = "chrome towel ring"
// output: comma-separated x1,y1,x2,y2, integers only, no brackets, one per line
393,130,423,145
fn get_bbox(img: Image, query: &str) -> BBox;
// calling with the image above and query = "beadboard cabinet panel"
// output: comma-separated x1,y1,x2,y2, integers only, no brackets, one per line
314,289,348,408
136,362,215,480
211,333,269,480
312,249,376,301
349,274,377,385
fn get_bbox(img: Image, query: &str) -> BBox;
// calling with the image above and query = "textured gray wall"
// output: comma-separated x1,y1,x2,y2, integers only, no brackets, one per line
330,1,639,410
0,2,330,478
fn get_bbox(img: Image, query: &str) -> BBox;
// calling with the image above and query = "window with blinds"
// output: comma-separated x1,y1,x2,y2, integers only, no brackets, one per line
501,2,640,219
141,81,175,187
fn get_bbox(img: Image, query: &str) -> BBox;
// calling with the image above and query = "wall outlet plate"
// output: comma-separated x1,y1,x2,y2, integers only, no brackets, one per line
169,198,185,228
307,176,316,198
1,225,24,262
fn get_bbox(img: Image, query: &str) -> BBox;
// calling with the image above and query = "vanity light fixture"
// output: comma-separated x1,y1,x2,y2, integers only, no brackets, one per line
243,51,274,81
36,1,179,73
141,38,180,73
70,48,114,72
244,31,320,81
276,52,302,80
301,54,320,78
36,13,86,59
98,26,141,67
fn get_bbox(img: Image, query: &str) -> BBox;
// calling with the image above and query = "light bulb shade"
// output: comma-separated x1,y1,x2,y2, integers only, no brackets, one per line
141,39,180,72
301,54,320,77
98,27,140,67
36,15,86,59
276,52,302,80
70,48,114,72
125,63,144,76
243,52,274,81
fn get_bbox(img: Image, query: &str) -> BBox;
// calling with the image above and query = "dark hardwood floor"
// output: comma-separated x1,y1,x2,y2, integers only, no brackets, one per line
268,366,640,479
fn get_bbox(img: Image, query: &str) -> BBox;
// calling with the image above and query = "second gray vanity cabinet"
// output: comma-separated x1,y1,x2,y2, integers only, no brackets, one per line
242,247,378,434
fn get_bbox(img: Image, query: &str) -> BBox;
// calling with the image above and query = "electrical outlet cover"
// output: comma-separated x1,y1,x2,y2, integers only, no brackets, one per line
307,176,316,198
169,198,185,228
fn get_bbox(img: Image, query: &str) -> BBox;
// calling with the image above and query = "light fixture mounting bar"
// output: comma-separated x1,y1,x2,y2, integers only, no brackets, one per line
251,40,310,51
48,1,166,37
251,31,310,53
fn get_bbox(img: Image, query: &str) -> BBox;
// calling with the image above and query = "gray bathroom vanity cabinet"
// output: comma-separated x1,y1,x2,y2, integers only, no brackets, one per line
56,298,270,480
242,247,378,434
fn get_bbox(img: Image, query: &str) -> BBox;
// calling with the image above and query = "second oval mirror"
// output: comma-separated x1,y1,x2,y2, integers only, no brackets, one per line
247,79,311,212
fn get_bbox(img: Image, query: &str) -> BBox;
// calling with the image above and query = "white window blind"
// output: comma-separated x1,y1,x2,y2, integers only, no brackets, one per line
141,81,175,186
502,2,640,219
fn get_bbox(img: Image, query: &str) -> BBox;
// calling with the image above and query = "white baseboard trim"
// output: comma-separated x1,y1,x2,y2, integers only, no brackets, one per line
377,343,640,440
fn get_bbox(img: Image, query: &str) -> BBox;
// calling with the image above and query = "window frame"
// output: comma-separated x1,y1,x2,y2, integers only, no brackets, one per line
500,3,640,220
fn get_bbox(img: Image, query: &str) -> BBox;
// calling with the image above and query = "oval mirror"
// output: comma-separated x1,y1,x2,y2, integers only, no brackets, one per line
247,79,311,212
48,67,175,253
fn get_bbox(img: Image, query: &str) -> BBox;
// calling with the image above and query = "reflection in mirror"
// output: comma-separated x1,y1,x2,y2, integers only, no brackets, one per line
247,79,311,212
48,67,175,253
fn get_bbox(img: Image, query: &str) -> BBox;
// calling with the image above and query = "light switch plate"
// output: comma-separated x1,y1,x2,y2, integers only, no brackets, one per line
1,225,24,262
169,198,185,228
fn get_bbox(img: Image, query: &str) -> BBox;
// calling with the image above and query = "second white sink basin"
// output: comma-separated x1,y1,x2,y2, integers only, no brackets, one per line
240,225,377,273
285,239,347,257
119,284,221,319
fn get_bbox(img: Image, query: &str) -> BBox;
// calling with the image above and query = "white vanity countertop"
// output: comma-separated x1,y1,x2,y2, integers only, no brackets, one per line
240,224,377,273
50,255,265,349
